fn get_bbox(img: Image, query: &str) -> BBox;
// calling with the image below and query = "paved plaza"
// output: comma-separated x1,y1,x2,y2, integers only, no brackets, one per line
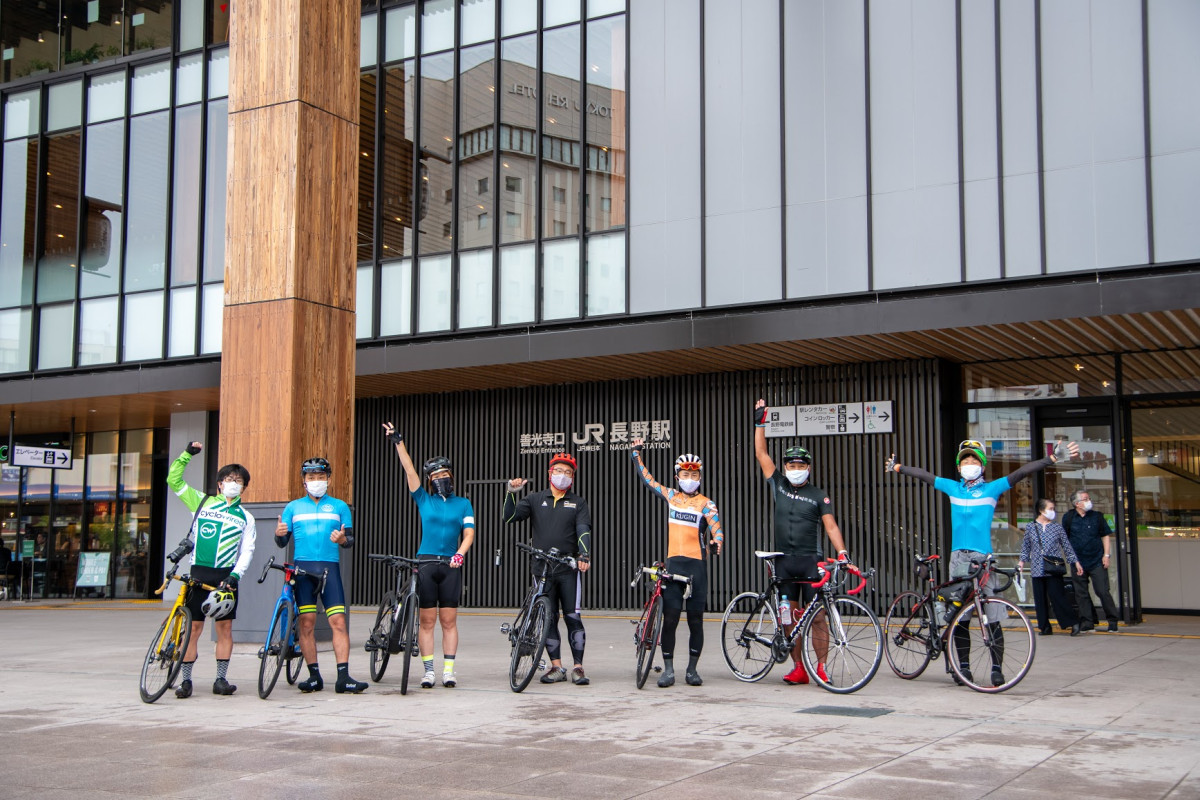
1,602,1199,799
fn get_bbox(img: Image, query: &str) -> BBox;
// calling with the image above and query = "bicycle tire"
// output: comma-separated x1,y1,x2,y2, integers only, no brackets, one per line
285,618,303,685
139,605,192,704
947,596,1036,693
634,595,662,689
399,591,418,695
257,602,290,699
720,592,779,682
509,596,551,693
884,591,935,680
800,595,883,694
369,591,398,682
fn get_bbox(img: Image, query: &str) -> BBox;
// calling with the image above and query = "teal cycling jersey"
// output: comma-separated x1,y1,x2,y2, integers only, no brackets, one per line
281,495,353,562
412,486,475,557
932,476,1010,554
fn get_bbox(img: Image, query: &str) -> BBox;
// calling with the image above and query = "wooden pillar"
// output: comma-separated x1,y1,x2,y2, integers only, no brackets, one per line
220,0,359,504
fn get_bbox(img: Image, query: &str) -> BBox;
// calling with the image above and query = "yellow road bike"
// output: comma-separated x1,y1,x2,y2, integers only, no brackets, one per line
138,562,218,703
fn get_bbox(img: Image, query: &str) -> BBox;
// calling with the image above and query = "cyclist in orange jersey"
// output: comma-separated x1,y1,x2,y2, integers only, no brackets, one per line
630,438,724,687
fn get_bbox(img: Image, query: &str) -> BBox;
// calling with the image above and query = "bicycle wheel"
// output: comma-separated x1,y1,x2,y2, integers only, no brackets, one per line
257,602,290,699
285,617,303,685
884,591,935,679
947,596,1036,693
139,605,192,704
634,596,663,689
369,591,398,682
509,596,551,693
398,592,418,695
720,592,779,682
800,595,883,694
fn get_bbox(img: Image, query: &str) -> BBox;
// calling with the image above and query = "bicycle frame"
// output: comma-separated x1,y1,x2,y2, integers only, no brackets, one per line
152,567,217,652
763,559,866,652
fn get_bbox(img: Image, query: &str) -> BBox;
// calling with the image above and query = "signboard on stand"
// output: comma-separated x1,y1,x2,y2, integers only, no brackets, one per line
75,552,111,597
766,401,895,438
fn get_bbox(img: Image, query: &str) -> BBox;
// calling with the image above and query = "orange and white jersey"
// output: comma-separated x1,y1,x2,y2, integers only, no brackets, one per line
632,451,724,560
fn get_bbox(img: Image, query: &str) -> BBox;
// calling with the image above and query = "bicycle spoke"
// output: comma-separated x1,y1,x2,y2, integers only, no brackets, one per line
721,592,778,682
948,597,1035,693
884,591,934,680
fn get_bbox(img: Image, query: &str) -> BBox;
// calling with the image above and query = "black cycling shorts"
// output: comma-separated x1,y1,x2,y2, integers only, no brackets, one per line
663,556,707,612
187,565,237,621
417,560,462,609
294,560,346,617
776,554,821,605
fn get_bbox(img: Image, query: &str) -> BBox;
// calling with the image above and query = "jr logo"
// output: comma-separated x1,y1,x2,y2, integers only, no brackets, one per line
572,424,605,445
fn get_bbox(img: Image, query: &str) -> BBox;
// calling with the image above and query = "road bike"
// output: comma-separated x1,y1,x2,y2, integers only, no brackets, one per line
884,553,1036,693
721,553,883,694
256,556,325,699
500,542,578,693
364,553,421,694
138,563,218,703
629,562,693,689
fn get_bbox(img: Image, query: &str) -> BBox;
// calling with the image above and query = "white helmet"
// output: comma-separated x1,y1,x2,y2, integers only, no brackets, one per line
201,589,236,620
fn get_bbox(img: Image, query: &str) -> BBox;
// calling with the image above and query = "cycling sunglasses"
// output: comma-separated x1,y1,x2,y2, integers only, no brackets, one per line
958,439,985,452
677,462,702,471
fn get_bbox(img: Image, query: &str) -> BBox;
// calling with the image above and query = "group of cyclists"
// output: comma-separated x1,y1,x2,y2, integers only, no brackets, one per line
164,397,1078,697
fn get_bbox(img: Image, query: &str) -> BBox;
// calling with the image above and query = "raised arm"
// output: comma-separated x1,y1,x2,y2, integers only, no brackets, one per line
630,439,670,500
502,478,532,524
885,453,937,486
1005,441,1078,488
382,422,421,492
753,399,775,480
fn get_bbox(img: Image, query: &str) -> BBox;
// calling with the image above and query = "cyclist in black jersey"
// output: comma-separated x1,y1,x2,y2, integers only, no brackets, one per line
754,399,851,686
504,452,593,685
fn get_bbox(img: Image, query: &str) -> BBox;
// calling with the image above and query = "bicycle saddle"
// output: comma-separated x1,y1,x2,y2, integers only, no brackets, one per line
754,551,786,561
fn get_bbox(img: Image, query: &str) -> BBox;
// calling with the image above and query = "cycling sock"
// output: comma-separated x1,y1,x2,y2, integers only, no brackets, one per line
658,657,675,687
336,662,349,679
687,653,700,673
443,654,456,675
422,656,434,673
215,659,229,681
307,663,321,679
181,661,195,681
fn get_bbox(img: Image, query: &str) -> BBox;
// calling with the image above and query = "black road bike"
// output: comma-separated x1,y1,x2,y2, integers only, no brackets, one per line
500,542,578,693
364,554,420,694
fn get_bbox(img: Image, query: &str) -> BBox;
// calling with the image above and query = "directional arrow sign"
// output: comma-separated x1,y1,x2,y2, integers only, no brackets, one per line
11,445,73,470
864,401,894,433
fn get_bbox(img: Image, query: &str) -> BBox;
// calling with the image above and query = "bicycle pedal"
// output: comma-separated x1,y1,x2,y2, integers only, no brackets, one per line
499,623,512,635
257,647,265,658
653,666,662,673
537,660,547,671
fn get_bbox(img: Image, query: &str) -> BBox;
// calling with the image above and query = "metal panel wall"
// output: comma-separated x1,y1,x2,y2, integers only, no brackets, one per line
351,358,947,613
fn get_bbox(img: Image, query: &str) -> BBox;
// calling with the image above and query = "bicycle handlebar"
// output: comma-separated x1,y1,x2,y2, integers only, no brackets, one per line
815,559,872,595
630,563,693,599
367,553,420,569
258,555,328,592
257,555,277,584
514,541,578,570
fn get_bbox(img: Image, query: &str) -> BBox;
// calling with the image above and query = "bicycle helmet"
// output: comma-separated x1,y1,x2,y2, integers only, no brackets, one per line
301,457,331,475
201,589,236,620
674,453,703,474
783,446,812,465
422,456,453,477
549,452,577,471
956,439,987,466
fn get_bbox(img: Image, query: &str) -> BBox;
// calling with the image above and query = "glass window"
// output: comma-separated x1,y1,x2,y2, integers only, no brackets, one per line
545,0,580,28
499,244,534,324
586,231,623,316
200,282,222,353
207,49,229,99
965,406,1032,555
1122,349,1200,395
964,356,1116,403
38,132,82,304
131,61,171,115
0,138,39,308
477,212,489,229
4,91,41,140
417,254,452,332
78,296,118,365
461,0,496,45
179,0,205,51
419,51,455,255
170,105,202,285
542,238,579,320
356,264,374,339
358,72,377,263
88,72,126,124
502,0,537,36
208,0,230,44
176,53,203,105
384,5,416,62
81,119,125,298
459,43,495,248
125,112,170,292
586,15,625,233
37,303,75,370
381,61,416,257
500,34,537,243
168,286,196,356
0,308,32,374
63,1,124,67
589,0,624,16
123,291,164,361
203,99,228,282
542,25,580,238
379,258,412,336
478,177,490,194
0,7,60,84
48,81,84,132
423,0,454,54
458,249,493,328
361,13,378,68
128,1,174,54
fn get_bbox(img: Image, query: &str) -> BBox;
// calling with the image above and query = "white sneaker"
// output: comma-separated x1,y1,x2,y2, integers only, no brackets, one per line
442,672,457,688
420,670,436,689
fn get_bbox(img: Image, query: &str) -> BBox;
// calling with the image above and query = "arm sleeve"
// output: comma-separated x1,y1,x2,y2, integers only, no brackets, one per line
1006,456,1054,488
576,499,593,557
166,451,206,512
503,491,532,523
631,451,669,499
897,464,937,486
706,501,724,542
232,511,257,579
340,528,355,549
339,502,355,548
276,502,293,548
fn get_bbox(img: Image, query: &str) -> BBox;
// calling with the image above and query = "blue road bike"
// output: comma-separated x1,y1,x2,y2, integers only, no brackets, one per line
256,555,326,699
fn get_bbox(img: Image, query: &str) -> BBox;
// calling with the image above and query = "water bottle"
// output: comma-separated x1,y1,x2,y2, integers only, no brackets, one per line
934,597,947,625
779,594,792,626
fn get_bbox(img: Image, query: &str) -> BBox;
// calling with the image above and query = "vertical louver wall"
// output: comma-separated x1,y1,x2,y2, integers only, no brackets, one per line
352,358,948,614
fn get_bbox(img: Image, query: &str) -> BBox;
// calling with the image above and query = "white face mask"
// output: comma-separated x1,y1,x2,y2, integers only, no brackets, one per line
960,464,983,481
1044,509,1056,520
1080,500,1093,512
222,481,243,499
550,473,573,491
678,478,700,494
785,469,809,486
306,480,328,498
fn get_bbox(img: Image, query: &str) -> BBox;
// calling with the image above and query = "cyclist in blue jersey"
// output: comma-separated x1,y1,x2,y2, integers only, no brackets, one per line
274,457,367,694
886,437,1078,686
383,422,476,689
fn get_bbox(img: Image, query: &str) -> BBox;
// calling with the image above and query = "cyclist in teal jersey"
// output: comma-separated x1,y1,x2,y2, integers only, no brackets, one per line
383,422,476,689
886,437,1078,685
165,441,257,698
275,457,367,694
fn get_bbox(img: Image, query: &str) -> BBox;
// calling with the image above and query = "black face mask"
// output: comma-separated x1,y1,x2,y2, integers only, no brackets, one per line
432,476,454,497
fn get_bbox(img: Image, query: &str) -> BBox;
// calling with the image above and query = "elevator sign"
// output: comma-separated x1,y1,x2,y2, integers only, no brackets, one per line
11,445,73,469
766,402,894,437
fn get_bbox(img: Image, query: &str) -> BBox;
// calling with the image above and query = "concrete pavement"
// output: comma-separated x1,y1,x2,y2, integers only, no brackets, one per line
1,602,1199,799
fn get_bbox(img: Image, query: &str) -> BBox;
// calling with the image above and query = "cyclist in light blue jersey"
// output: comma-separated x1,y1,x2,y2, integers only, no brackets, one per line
886,437,1079,686
275,457,367,694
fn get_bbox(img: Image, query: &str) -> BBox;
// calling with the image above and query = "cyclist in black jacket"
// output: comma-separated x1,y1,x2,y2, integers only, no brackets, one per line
504,452,593,686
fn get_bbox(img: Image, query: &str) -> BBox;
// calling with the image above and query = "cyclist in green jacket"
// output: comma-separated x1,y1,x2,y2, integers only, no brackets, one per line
166,441,257,698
